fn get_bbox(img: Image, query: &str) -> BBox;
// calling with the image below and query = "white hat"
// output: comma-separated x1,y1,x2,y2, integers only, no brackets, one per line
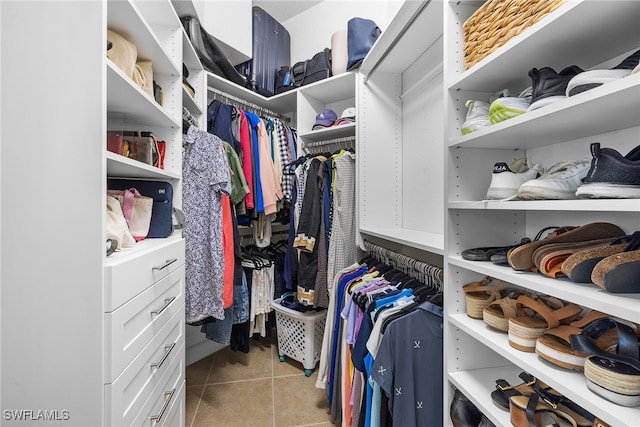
335,107,356,126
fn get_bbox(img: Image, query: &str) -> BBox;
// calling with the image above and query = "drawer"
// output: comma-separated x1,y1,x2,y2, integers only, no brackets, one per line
157,379,185,427
104,236,185,311
131,344,185,427
105,309,184,426
104,267,184,381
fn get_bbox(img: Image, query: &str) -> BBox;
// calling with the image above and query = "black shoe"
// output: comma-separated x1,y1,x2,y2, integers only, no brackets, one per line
575,142,640,199
527,65,584,111
567,49,640,96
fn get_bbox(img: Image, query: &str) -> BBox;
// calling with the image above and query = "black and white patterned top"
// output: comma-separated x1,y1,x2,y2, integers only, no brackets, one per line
183,126,231,323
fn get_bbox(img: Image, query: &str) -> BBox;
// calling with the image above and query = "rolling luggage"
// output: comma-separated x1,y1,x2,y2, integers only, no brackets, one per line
236,6,290,97
107,178,174,238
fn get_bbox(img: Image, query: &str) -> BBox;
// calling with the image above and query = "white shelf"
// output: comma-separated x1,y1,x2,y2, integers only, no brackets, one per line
448,256,640,323
448,198,640,212
360,0,442,76
206,72,296,115
107,0,180,76
449,313,640,426
448,74,640,150
104,231,183,267
107,61,181,128
448,1,640,91
107,152,181,180
360,227,444,255
298,123,355,142
181,27,201,71
182,87,202,116
298,72,356,103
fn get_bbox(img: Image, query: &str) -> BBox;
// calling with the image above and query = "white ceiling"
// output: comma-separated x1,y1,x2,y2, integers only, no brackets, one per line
252,0,324,23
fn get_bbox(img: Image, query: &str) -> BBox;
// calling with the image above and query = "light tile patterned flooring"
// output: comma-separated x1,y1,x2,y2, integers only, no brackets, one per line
185,333,340,427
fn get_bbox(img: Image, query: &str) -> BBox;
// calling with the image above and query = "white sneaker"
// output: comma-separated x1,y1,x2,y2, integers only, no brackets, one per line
461,100,490,135
486,158,544,200
489,87,533,124
517,159,591,200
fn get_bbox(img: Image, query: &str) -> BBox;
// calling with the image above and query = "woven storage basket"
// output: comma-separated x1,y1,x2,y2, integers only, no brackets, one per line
271,298,327,376
463,0,565,69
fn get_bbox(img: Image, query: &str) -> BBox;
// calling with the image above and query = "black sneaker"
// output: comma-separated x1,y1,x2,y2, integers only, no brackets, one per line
575,142,640,199
566,49,640,96
527,65,584,111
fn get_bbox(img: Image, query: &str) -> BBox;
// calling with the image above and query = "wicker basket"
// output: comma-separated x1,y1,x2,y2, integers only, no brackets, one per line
463,0,566,70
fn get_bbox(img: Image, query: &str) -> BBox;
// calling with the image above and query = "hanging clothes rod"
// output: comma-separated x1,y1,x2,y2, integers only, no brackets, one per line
207,86,290,122
363,240,443,289
302,136,356,151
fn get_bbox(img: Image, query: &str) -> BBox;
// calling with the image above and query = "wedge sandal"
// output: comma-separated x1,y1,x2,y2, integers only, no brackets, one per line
535,310,610,371
531,237,620,278
571,318,640,407
507,223,626,271
591,231,640,293
561,234,636,283
508,295,582,352
482,289,525,332
462,276,507,319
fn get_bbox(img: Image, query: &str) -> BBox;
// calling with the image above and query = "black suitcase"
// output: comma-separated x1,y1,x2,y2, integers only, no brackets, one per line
181,15,246,87
236,6,290,97
107,178,174,238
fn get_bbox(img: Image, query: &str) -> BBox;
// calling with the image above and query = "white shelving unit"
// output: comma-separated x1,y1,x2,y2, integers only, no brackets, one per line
1,0,186,425
356,0,445,257
443,1,640,426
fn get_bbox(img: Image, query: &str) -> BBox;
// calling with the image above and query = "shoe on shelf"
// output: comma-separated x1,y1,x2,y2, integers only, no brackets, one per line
561,233,637,283
590,231,640,293
489,87,532,124
517,158,591,200
486,158,544,200
528,65,584,111
461,99,490,135
575,142,640,199
566,48,640,96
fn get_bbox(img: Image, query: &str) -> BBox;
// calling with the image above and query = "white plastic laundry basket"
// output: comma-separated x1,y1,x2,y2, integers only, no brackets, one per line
270,298,327,377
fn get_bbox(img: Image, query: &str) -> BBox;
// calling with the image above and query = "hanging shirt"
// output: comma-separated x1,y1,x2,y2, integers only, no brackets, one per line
257,119,284,216
183,126,231,323
222,141,250,206
245,111,264,213
207,100,241,154
238,110,254,209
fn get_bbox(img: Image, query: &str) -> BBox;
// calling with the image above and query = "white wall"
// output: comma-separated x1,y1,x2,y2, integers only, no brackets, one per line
200,0,253,65
282,0,401,63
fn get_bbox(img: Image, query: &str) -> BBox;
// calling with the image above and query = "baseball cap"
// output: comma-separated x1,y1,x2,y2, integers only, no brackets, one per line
312,108,338,130
335,107,356,126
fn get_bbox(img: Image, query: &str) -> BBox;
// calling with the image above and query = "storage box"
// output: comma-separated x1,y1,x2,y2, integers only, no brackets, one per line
270,298,327,377
463,0,565,69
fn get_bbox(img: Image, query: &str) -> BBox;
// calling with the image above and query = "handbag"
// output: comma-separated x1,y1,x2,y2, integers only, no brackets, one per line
132,60,154,98
106,131,160,166
107,179,174,238
107,188,153,241
347,17,382,71
106,194,136,250
106,28,137,78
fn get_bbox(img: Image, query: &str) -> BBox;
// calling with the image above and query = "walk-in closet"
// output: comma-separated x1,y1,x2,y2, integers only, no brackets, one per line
1,1,639,426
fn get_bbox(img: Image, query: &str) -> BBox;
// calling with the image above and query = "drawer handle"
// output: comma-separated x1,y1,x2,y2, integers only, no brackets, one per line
149,388,175,424
152,258,178,271
150,342,176,369
150,296,176,316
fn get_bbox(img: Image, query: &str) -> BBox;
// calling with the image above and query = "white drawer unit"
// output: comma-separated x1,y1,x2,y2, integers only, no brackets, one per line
104,236,185,312
105,307,185,426
105,265,185,382
130,342,185,427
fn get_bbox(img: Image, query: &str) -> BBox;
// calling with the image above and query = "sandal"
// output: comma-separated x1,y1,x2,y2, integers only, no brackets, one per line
509,392,594,427
590,231,640,293
482,289,525,332
507,223,625,271
561,234,636,283
462,276,507,319
461,237,531,262
571,318,640,407
508,295,582,352
531,237,620,278
535,310,610,371
490,371,556,410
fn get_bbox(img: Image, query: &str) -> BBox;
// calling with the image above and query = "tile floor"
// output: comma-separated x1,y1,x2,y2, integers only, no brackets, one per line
185,333,340,427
